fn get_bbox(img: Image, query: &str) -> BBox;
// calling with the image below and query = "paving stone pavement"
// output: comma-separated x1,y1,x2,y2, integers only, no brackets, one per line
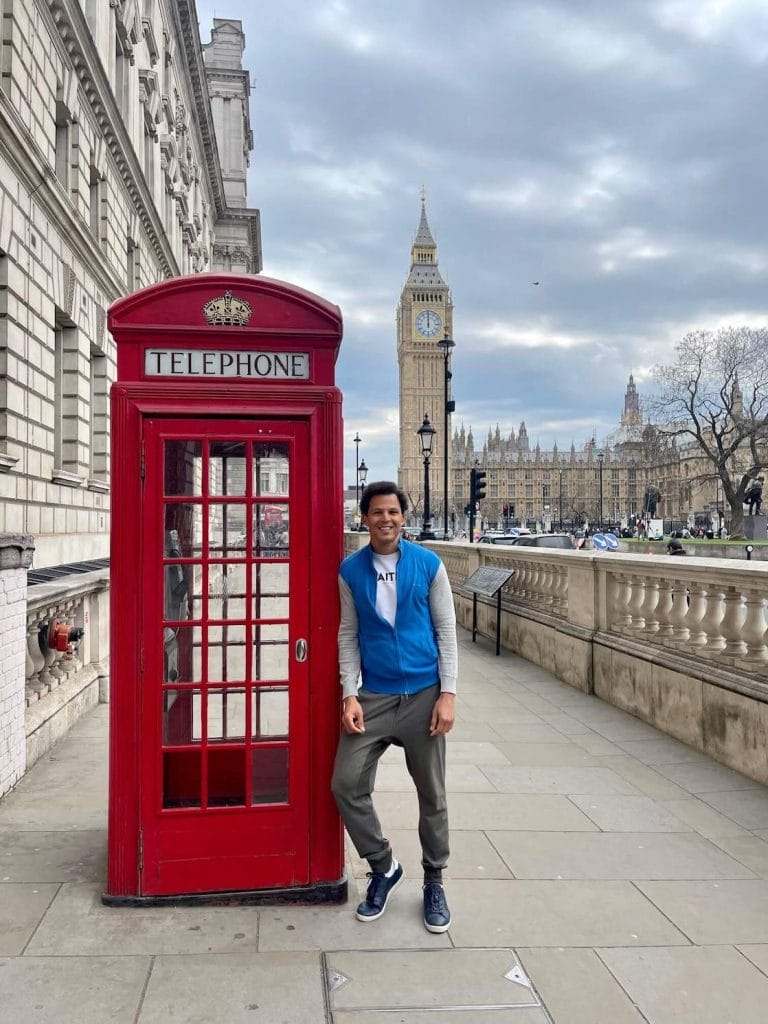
3,628,768,1022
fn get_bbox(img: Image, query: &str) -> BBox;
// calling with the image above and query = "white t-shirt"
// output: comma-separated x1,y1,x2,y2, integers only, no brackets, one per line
371,551,398,627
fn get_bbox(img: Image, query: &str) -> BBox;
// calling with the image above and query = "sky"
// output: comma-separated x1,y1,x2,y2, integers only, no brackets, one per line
197,0,768,485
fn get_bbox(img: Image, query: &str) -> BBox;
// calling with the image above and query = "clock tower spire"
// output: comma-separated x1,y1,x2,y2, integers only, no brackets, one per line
397,193,454,526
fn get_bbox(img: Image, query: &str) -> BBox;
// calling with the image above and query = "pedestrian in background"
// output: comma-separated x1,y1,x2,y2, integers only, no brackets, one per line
667,538,687,556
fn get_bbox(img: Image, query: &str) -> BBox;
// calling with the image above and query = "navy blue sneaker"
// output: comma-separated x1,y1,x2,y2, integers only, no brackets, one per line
423,882,451,933
355,863,404,922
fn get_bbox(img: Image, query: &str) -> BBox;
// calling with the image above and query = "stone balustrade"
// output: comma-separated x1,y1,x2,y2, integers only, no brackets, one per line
24,568,110,766
602,560,768,682
421,540,768,784
345,532,768,785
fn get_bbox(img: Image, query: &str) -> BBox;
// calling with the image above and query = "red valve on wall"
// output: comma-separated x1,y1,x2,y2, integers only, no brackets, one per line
40,618,85,653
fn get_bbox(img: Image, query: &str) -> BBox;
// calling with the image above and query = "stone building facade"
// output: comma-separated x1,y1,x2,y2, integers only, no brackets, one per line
0,2,260,569
451,412,642,532
451,375,733,532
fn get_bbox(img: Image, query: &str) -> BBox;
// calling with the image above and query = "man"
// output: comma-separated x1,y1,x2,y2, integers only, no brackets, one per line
332,481,458,933
667,538,687,555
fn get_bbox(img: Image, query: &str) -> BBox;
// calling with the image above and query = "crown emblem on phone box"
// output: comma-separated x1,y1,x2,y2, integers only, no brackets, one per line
203,291,253,326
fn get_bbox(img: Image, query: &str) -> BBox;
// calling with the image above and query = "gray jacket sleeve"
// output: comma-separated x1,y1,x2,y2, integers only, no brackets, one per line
338,575,362,700
429,563,458,694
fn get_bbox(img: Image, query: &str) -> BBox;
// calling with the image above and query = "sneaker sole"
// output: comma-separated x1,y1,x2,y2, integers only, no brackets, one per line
424,917,451,934
355,871,405,923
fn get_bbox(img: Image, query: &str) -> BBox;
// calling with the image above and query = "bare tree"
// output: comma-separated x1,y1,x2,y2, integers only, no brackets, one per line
649,327,768,537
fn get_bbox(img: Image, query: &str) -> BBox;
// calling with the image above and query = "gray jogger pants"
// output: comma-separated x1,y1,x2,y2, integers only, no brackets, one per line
331,683,448,882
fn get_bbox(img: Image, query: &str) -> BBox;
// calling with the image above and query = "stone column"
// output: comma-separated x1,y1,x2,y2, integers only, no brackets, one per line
0,534,34,798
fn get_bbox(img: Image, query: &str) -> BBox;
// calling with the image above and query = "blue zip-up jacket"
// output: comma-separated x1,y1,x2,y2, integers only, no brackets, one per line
339,540,441,695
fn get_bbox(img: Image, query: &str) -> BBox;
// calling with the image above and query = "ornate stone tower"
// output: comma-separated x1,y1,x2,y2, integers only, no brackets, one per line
397,194,453,523
202,19,262,273
621,373,642,427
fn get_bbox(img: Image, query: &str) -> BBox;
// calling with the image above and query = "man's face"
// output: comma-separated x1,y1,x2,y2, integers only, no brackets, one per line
363,494,405,553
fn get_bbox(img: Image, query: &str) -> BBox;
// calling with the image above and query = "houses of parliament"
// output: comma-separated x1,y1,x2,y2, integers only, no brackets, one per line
397,201,721,531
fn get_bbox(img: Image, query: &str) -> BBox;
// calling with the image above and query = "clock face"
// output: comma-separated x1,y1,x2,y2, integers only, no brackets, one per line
415,310,442,337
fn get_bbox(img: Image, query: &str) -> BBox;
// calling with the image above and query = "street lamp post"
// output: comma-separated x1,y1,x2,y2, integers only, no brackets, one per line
417,413,436,541
558,470,564,531
597,451,605,530
353,432,361,523
358,458,368,502
436,334,456,538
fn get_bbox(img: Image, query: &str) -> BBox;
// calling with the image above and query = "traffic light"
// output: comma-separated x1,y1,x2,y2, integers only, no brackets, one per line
502,503,509,516
470,468,487,503
464,504,472,517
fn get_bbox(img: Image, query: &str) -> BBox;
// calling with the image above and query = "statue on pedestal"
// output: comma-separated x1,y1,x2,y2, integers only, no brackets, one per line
745,476,764,516
643,485,661,518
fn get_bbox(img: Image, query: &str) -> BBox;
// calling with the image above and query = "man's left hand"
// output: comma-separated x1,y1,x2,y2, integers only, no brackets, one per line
429,693,455,736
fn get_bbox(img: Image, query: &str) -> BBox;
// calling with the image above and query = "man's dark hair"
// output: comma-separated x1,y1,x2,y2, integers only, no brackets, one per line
360,481,408,515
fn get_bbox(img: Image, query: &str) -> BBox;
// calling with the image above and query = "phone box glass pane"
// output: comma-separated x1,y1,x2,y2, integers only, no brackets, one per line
164,505,203,559
209,504,247,557
251,746,288,805
164,440,202,496
207,625,246,682
163,625,202,684
208,562,246,619
163,750,201,808
163,689,202,745
252,443,290,497
209,442,247,496
207,688,246,743
252,687,288,739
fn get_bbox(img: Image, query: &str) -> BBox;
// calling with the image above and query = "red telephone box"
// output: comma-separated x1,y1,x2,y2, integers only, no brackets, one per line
104,274,346,904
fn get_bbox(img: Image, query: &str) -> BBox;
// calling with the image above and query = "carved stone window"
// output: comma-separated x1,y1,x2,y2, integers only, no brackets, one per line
142,16,159,65
138,68,160,136
54,72,77,190
159,134,177,190
53,312,85,487
89,342,109,487
113,0,142,59
89,163,106,241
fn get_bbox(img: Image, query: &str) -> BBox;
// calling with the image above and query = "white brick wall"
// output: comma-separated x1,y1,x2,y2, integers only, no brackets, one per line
0,563,27,797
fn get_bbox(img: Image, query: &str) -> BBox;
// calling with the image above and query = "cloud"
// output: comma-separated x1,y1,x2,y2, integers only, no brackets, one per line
596,227,675,273
471,320,593,352
196,0,768,482
653,0,768,58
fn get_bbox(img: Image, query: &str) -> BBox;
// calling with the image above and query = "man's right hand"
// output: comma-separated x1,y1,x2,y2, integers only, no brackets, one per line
342,695,365,734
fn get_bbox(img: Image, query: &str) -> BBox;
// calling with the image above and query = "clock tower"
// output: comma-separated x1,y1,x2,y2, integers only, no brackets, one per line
397,193,454,526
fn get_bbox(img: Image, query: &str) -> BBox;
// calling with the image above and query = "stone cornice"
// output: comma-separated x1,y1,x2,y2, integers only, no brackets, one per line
172,0,226,217
214,210,262,274
47,0,179,277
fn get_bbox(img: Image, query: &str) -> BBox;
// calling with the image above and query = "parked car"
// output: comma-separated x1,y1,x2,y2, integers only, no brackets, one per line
515,533,574,550
478,528,530,544
478,533,574,550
